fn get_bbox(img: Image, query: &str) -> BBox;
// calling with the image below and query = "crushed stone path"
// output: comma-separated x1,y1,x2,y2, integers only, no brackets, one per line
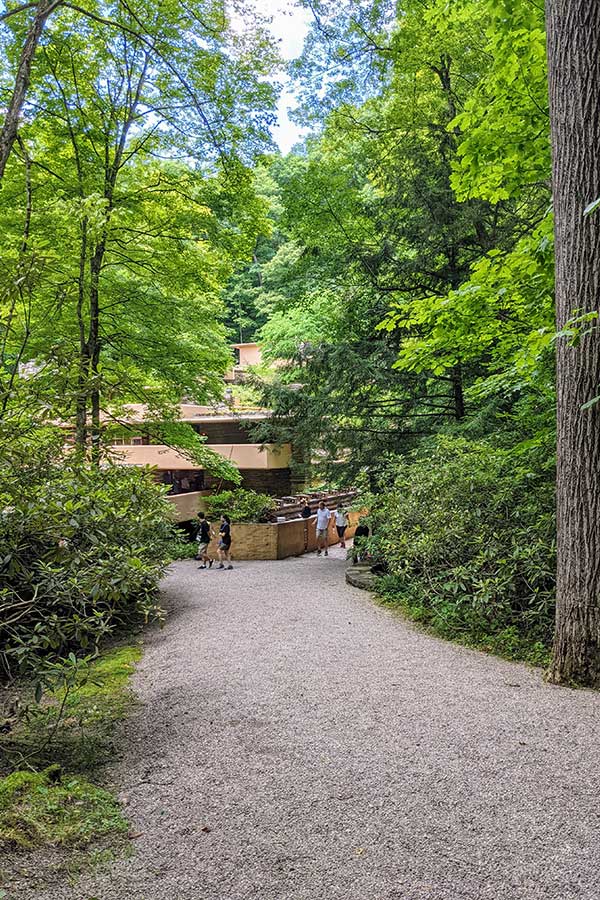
27,551,600,899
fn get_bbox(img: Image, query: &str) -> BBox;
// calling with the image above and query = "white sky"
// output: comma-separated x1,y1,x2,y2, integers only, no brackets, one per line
237,0,312,153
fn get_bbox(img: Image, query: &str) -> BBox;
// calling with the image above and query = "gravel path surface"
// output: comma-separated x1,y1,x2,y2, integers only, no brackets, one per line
22,551,600,899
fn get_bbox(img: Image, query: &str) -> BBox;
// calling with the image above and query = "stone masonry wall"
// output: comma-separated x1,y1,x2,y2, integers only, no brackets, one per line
201,510,365,562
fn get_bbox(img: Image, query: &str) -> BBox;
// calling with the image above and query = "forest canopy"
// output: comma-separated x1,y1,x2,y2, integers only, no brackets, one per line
2,0,599,686
226,0,558,665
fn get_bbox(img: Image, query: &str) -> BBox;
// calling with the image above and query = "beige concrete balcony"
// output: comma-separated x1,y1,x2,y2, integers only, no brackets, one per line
168,491,207,522
110,442,292,470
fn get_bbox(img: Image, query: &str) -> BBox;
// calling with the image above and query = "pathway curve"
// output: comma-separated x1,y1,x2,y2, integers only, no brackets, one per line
32,552,600,899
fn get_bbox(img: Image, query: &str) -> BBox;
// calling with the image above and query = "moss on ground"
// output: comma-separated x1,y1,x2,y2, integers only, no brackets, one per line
0,768,128,849
1,643,142,774
61,644,142,725
0,642,141,854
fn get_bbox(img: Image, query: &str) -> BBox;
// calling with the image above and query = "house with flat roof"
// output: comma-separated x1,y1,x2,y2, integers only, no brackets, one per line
224,342,263,383
110,403,292,497
105,342,296,519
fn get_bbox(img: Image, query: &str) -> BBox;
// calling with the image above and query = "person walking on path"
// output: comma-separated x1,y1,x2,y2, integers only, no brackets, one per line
217,514,233,569
300,498,313,551
334,503,349,548
315,501,331,556
196,512,214,569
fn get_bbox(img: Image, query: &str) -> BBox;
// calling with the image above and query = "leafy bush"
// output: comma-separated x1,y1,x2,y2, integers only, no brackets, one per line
1,644,142,775
204,488,276,523
0,456,175,680
373,437,555,663
169,539,199,560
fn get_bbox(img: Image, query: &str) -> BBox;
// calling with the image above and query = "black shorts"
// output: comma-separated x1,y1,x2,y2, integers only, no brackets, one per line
336,525,347,538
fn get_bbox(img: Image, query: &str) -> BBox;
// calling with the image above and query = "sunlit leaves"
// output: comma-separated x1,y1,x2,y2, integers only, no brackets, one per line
449,0,549,202
0,0,277,460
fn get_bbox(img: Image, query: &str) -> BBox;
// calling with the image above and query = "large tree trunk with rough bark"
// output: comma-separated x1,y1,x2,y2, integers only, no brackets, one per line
547,1,600,686
0,0,61,182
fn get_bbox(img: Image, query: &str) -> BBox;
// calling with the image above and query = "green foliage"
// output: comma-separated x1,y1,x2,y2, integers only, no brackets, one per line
247,0,549,485
204,489,276,523
224,163,286,343
381,213,555,396
371,437,555,662
1,644,142,774
1,0,561,677
0,443,173,680
232,0,559,670
0,768,128,850
169,539,200,560
448,0,549,202
0,0,278,461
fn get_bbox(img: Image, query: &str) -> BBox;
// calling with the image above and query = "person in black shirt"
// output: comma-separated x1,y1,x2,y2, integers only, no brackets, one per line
353,520,370,563
218,514,233,570
300,498,313,519
300,498,313,551
196,512,214,569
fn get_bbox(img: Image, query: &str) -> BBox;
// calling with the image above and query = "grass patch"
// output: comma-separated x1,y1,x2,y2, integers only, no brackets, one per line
0,642,141,856
0,768,128,850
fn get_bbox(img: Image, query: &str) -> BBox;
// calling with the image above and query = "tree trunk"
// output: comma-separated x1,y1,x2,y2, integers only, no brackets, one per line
0,0,60,182
75,221,89,450
547,0,600,686
88,243,103,464
0,139,33,419
451,363,465,420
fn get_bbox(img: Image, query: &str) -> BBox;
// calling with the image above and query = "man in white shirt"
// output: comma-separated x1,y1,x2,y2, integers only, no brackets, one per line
316,501,331,556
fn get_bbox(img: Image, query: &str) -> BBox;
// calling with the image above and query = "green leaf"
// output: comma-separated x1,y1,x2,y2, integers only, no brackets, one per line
581,395,600,411
584,197,600,216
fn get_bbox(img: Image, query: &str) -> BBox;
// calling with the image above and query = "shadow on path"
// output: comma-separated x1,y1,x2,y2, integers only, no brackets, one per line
22,553,600,900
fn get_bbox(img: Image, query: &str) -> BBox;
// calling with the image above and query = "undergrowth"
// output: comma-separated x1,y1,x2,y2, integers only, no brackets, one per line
364,437,555,669
376,575,551,668
169,539,198,560
0,643,140,854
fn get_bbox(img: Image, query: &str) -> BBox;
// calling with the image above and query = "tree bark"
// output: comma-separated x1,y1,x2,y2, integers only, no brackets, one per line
547,0,600,685
75,221,89,450
0,0,61,182
451,363,465,420
88,243,104,464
